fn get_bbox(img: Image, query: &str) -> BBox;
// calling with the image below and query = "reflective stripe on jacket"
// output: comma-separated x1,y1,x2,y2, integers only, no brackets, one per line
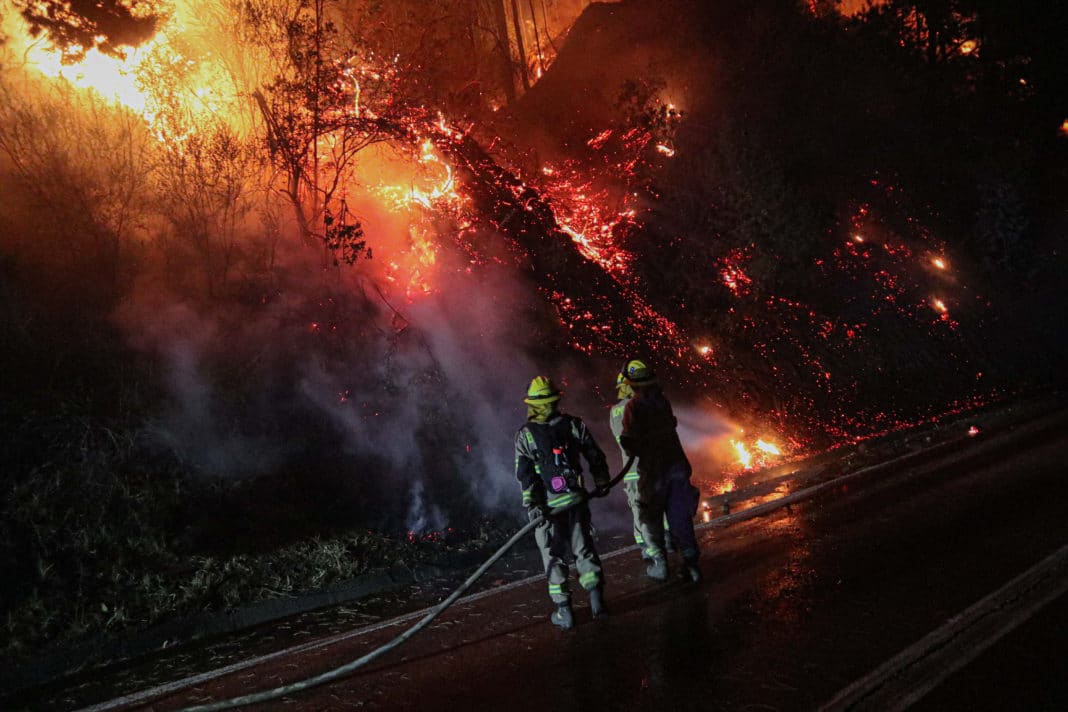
610,398,640,482
515,413,610,507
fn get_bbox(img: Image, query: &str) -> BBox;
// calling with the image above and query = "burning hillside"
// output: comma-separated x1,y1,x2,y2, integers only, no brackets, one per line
2,0,1064,473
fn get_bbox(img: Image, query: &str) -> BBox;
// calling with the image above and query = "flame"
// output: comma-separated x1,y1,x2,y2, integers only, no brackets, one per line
655,143,676,157
754,439,781,455
370,139,465,299
731,439,752,469
931,257,947,270
377,141,461,213
931,298,948,313
1059,120,1068,137
22,40,154,114
728,434,788,471
959,39,977,55
10,8,235,139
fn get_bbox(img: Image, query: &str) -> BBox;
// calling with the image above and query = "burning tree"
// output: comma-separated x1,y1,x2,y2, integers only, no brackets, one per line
14,0,163,62
239,0,389,253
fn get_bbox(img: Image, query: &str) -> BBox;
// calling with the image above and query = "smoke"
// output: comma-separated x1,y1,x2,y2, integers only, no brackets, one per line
105,177,559,531
118,298,288,476
674,403,735,483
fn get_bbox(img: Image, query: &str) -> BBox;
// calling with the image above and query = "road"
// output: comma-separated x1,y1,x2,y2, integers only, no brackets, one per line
25,406,1068,711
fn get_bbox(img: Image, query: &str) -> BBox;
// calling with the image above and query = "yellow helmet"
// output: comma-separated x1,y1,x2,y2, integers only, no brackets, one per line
622,359,657,386
524,376,562,405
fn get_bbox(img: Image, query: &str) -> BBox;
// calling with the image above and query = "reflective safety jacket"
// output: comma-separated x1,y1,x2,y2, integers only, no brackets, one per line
515,413,610,510
619,387,689,478
609,397,640,483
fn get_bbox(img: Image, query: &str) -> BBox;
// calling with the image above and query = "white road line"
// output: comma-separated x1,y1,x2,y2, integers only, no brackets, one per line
819,542,1068,712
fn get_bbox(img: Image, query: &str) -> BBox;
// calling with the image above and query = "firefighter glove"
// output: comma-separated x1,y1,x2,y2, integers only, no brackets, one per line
528,503,552,521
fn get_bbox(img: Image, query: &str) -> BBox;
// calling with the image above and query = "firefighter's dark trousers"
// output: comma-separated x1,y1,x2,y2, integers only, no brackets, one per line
531,501,603,604
639,461,700,562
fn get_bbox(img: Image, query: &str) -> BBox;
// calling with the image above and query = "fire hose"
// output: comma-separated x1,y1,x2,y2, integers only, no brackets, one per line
179,457,635,712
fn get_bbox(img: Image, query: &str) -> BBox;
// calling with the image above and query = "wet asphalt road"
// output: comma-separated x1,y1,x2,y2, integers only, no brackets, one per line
115,409,1068,712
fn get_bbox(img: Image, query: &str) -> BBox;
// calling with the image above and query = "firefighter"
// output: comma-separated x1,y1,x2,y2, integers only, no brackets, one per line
609,371,672,580
618,359,702,583
515,376,612,629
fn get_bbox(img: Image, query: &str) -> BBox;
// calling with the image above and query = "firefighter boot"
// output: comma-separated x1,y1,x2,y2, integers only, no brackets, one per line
646,556,668,582
551,603,574,629
684,559,702,584
589,585,608,618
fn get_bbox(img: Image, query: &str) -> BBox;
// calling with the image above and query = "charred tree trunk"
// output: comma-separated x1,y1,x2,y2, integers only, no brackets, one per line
527,0,545,75
252,90,317,247
509,0,530,91
490,0,517,103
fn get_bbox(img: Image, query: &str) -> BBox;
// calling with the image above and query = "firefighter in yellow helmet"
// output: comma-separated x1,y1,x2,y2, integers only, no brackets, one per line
609,369,672,581
515,376,612,629
617,359,702,583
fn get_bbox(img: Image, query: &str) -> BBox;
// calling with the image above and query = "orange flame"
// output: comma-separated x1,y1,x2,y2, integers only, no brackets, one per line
731,439,752,469
10,8,236,138
754,439,781,455
730,435,787,471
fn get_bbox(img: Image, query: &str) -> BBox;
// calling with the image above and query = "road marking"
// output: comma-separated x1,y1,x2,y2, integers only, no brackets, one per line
819,542,1068,712
75,413,1062,711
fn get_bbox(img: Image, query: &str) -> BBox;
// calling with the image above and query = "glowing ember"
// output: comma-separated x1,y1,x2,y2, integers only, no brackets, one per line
586,128,614,150
695,343,713,356
968,425,980,436
959,39,978,55
720,249,754,296
1060,120,1068,137
931,257,947,270
655,143,676,157
853,234,865,243
931,298,948,313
